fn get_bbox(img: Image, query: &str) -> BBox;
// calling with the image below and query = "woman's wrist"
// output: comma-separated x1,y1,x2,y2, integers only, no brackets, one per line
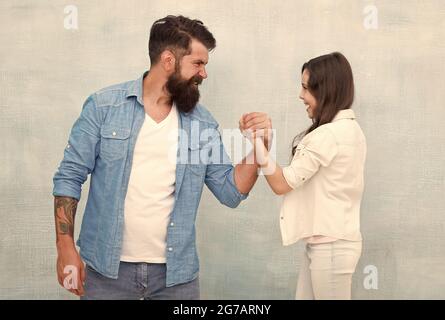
259,157,269,168
254,137,268,165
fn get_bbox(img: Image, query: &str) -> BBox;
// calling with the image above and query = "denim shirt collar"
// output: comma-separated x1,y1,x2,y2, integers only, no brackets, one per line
126,71,149,106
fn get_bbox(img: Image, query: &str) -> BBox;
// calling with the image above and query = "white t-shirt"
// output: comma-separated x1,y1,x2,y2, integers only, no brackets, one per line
120,105,178,263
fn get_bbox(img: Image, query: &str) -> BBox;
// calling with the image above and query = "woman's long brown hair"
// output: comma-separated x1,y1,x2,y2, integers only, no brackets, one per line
291,52,355,156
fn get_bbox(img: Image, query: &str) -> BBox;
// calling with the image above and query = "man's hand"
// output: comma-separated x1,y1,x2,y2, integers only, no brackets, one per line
54,196,85,296
56,244,86,296
239,112,273,150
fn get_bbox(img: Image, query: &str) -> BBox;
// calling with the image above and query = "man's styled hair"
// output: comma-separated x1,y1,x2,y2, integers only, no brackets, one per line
148,15,216,65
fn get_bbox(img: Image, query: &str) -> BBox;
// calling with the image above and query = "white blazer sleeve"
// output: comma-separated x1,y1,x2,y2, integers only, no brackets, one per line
282,127,338,189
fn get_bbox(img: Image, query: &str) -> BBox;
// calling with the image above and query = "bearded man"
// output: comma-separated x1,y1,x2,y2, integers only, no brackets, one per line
52,15,272,300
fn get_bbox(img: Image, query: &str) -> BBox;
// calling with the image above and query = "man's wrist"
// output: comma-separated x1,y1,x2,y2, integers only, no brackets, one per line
56,237,76,251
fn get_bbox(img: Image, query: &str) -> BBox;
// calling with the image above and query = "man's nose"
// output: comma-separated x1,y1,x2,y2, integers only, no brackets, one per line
199,68,207,79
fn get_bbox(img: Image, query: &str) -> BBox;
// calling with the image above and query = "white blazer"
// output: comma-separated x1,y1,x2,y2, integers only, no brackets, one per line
280,109,366,246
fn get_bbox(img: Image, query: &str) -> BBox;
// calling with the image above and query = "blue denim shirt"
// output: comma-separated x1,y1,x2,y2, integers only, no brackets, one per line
53,72,248,287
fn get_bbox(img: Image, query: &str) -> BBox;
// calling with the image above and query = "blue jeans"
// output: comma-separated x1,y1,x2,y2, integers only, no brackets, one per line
81,262,200,300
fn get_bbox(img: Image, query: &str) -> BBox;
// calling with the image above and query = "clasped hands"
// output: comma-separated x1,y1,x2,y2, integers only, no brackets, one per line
238,112,274,171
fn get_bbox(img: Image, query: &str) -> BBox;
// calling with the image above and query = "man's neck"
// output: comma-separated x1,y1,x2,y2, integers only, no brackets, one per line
142,67,172,108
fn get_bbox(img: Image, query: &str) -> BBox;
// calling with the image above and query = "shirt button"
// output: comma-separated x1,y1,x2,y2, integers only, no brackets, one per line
66,144,70,149
112,131,117,136
302,177,305,181
280,216,284,220
170,222,174,227
168,247,173,252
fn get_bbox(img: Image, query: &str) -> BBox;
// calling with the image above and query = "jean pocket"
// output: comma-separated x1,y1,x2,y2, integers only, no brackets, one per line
86,264,95,272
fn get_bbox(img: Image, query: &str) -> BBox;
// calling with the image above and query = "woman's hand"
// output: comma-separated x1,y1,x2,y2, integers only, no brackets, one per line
239,113,292,195
239,113,273,150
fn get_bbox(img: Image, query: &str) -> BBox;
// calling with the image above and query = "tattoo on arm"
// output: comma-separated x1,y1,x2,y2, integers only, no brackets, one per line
54,196,78,238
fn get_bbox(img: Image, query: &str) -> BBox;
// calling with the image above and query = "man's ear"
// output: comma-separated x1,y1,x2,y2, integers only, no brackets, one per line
160,50,176,73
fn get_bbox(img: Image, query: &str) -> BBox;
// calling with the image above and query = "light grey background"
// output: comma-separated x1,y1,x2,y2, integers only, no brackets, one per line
1,0,444,299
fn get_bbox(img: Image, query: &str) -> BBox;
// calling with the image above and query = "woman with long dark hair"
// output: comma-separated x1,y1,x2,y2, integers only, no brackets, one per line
243,52,366,299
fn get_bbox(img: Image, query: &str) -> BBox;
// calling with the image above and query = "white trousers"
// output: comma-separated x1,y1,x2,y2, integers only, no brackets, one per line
296,239,362,300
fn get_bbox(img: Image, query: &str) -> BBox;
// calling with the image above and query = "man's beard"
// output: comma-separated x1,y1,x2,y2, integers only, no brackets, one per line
166,70,203,113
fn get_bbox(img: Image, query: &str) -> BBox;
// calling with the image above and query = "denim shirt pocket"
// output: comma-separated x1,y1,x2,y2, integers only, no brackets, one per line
99,125,131,161
187,143,208,177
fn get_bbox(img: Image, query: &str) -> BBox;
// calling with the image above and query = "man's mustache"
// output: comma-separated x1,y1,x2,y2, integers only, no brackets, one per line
189,75,204,86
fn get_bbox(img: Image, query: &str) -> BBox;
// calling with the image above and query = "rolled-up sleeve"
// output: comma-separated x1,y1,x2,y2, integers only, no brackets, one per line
282,127,338,189
204,127,248,208
53,95,101,200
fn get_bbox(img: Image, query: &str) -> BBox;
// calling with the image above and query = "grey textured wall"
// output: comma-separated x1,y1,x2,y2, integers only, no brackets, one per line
1,0,444,299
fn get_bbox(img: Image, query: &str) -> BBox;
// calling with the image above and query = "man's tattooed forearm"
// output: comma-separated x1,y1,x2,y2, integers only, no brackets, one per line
54,197,78,237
